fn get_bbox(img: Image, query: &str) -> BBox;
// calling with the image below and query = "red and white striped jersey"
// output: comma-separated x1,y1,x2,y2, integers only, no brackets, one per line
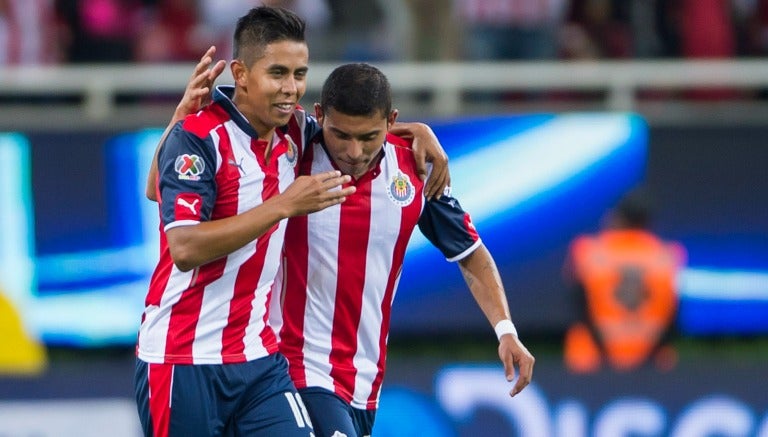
274,133,481,409
137,86,315,365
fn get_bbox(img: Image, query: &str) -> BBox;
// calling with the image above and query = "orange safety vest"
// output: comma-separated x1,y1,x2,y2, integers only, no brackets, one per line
564,229,685,373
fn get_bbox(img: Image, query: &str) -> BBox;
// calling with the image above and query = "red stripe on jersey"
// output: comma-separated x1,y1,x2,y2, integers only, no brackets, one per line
280,144,315,386
254,169,280,353
164,125,236,362
148,363,173,437
146,230,172,307
183,103,230,139
280,215,310,386
164,260,226,360
329,177,372,400
257,137,284,352
367,144,426,407
464,212,480,240
219,136,282,360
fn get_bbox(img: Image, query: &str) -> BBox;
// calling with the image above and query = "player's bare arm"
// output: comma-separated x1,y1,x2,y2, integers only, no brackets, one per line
389,121,450,200
167,170,354,272
458,244,535,397
146,46,227,201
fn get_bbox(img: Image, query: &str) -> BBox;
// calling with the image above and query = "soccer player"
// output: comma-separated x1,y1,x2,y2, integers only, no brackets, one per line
133,8,349,436
272,63,535,437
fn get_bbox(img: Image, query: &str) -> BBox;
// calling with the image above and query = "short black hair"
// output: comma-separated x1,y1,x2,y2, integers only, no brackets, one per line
320,63,392,118
233,6,306,67
615,187,653,229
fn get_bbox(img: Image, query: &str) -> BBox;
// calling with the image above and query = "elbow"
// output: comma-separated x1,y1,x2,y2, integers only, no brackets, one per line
169,245,199,272
166,226,208,272
173,260,196,273
145,186,158,201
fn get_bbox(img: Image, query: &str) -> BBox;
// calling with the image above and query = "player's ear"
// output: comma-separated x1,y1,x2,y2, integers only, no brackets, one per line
314,103,325,126
231,60,248,87
387,109,398,129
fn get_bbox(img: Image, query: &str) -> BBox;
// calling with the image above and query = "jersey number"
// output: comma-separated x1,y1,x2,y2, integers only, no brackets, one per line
285,392,313,429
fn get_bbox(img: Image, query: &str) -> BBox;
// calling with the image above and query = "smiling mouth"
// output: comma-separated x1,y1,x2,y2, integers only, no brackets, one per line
274,103,294,112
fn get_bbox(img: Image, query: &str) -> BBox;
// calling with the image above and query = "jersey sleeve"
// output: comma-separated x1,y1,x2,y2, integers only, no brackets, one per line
302,111,321,149
157,122,218,232
417,194,482,262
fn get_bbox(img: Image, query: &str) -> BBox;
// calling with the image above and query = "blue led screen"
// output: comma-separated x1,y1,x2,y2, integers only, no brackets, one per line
1,114,766,346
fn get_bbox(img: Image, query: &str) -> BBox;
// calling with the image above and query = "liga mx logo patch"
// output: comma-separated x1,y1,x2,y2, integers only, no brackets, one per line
175,154,205,181
386,170,415,206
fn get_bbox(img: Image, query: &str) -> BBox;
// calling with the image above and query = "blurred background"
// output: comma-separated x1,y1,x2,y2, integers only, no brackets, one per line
1,0,768,436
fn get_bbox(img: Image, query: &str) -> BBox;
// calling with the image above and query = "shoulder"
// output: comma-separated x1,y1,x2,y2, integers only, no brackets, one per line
386,133,413,149
181,103,229,139
569,234,596,255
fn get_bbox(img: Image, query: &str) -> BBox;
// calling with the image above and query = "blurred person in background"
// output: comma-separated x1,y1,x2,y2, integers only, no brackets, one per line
402,0,461,60
197,0,332,60
562,187,686,374
560,0,633,60
134,0,210,62
453,0,571,60
0,0,59,64
55,0,143,62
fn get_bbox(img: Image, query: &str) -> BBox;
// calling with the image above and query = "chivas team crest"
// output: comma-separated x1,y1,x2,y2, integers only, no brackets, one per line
386,170,415,206
284,134,298,167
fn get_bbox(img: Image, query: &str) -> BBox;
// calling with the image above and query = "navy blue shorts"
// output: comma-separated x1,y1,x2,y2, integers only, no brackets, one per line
299,387,376,437
134,353,313,437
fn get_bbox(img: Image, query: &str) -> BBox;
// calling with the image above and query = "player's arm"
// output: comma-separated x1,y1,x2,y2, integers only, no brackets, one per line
146,46,226,201
166,170,354,271
389,121,450,200
418,195,534,397
457,245,535,397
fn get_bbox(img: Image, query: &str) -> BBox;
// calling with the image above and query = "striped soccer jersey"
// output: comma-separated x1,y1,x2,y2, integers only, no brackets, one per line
274,133,481,410
137,86,317,365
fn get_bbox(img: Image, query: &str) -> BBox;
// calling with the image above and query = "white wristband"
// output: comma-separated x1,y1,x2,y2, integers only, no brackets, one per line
494,319,517,341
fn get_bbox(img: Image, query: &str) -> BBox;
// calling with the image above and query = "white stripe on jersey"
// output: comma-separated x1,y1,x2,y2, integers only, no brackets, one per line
301,148,344,393
138,265,195,362
351,162,402,406
281,139,425,409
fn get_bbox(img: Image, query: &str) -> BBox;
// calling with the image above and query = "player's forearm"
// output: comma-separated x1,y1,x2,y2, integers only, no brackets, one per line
166,201,289,271
458,244,512,327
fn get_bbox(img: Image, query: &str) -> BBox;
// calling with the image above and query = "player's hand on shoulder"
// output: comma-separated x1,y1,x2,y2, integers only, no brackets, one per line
391,122,451,200
280,170,356,216
498,334,535,397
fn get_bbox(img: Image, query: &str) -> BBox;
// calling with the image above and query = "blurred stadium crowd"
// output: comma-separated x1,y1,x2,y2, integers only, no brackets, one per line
3,0,768,65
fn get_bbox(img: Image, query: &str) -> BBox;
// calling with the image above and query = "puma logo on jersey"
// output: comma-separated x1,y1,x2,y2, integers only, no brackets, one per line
228,157,245,175
174,193,203,220
177,197,199,214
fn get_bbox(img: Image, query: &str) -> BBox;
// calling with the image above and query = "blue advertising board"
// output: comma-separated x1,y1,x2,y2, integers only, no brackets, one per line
1,113,766,346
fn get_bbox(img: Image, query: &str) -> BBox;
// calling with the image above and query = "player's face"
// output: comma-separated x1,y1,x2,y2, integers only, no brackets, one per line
232,40,309,140
316,105,397,179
